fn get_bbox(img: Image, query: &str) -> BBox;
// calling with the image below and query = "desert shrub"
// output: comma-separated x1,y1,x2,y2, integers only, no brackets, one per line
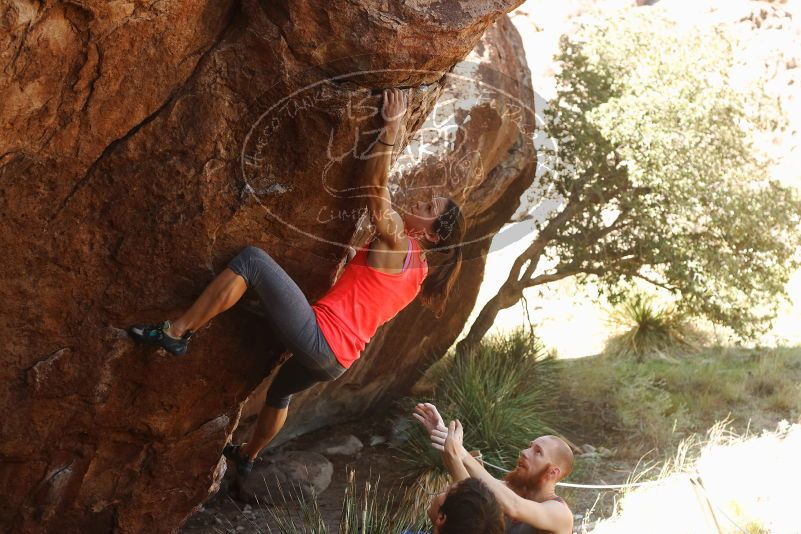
399,328,562,476
259,469,427,533
606,293,706,361
261,478,328,533
338,470,428,534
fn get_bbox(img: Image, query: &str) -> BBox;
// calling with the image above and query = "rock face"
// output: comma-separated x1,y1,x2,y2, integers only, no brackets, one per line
0,1,533,532
239,13,539,445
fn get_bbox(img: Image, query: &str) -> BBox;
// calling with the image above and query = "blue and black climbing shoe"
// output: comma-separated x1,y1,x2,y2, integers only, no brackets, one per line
127,320,193,356
223,443,254,477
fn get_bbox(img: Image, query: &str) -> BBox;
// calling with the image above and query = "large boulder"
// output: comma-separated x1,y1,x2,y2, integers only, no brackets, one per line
308,435,364,457
238,13,539,444
0,0,532,532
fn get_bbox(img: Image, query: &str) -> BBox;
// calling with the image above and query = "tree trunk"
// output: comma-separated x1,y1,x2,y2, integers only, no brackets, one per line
456,283,524,356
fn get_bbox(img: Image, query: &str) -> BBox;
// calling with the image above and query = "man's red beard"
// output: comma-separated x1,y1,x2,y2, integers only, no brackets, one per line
504,463,551,495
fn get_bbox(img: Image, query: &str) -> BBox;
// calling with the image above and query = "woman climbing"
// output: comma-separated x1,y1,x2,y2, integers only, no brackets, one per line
127,88,467,477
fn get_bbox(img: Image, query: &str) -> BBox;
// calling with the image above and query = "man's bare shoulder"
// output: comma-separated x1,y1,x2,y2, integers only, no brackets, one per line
511,492,573,534
540,498,573,534
542,496,571,513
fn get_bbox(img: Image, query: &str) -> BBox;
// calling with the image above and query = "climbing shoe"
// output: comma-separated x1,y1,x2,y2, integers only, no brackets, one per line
223,443,254,477
127,320,193,356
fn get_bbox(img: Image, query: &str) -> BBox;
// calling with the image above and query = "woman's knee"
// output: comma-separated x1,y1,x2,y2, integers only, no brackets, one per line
266,389,292,409
240,245,270,263
265,364,338,410
228,245,270,283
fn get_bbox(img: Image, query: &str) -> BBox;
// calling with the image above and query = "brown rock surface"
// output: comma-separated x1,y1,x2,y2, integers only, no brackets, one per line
238,14,539,443
0,0,532,532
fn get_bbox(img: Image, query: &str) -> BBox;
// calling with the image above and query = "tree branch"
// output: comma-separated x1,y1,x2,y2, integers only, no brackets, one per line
525,254,642,290
514,184,593,283
633,272,679,293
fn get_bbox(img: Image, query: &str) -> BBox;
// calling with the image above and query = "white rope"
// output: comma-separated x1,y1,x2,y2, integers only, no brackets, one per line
556,480,659,489
456,455,749,532
478,458,662,490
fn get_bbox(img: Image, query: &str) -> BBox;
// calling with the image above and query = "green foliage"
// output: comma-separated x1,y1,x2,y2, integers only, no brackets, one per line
533,7,801,339
556,347,801,452
259,469,428,533
338,471,428,534
399,328,561,475
260,479,328,533
613,369,692,447
605,293,704,360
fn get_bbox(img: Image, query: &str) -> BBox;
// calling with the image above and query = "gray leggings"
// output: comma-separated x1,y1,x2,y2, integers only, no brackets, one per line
227,246,346,408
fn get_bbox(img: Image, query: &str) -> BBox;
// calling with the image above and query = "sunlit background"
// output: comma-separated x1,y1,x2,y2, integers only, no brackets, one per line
461,0,801,358
590,421,801,534
460,3,801,532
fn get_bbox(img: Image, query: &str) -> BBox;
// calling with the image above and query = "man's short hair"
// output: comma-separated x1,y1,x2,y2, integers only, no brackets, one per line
440,478,504,534
546,435,574,481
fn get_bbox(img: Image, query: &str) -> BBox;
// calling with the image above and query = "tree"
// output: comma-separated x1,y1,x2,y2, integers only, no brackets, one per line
457,9,801,354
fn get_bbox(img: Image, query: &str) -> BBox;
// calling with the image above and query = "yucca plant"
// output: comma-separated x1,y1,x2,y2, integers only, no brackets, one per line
339,470,428,533
257,476,328,533
398,327,562,476
251,469,428,533
606,294,704,361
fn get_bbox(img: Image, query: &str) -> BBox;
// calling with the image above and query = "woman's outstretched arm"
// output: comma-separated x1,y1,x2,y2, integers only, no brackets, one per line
363,88,408,246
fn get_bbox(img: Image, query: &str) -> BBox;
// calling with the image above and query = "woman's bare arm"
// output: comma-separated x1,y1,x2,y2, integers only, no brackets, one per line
363,88,408,246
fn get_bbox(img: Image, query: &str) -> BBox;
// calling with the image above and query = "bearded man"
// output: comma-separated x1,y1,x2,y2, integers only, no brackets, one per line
413,403,574,534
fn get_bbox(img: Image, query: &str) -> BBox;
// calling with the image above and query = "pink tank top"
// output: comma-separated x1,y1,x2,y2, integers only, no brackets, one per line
312,237,428,368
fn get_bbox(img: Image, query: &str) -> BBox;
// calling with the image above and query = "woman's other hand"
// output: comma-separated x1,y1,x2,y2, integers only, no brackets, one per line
380,88,408,143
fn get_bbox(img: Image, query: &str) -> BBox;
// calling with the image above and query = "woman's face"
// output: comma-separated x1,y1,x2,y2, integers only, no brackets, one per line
427,482,458,531
402,196,449,236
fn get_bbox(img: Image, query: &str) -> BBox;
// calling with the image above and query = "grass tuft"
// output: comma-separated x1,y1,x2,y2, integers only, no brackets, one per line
254,469,428,533
605,294,706,361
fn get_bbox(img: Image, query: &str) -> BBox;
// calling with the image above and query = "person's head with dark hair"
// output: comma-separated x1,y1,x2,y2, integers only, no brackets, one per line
401,196,467,318
426,478,504,534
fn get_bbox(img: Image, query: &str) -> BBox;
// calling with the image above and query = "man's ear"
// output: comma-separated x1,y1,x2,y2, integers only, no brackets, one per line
549,465,561,481
435,512,447,529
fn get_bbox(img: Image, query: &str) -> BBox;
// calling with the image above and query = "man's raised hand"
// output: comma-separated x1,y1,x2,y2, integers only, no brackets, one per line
444,420,466,458
430,425,446,451
413,402,446,435
431,420,468,459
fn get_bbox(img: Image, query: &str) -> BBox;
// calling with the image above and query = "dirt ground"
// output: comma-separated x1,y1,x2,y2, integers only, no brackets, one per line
180,411,424,533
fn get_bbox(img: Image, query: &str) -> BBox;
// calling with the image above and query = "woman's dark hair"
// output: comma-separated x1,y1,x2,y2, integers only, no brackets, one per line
421,198,466,318
439,478,504,534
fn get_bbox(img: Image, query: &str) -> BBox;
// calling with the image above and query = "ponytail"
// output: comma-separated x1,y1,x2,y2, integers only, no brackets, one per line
421,199,467,318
